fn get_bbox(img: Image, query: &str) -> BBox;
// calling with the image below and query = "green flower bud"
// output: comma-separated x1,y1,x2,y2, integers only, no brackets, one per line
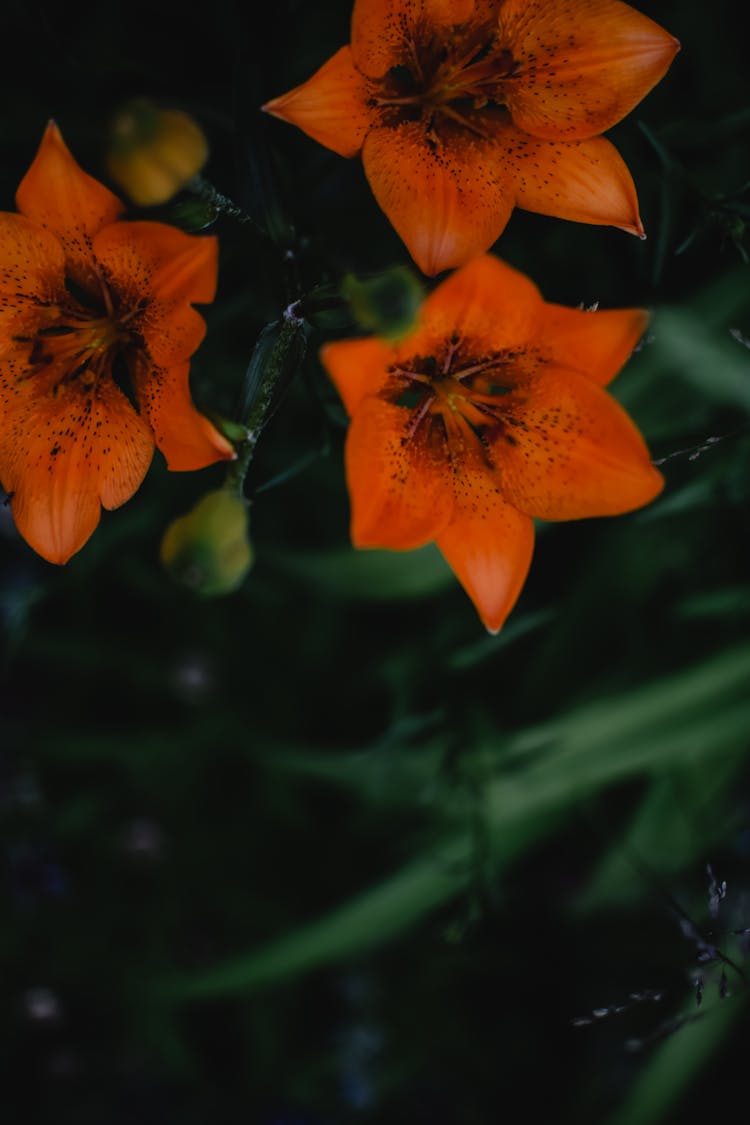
341,267,424,341
161,490,252,597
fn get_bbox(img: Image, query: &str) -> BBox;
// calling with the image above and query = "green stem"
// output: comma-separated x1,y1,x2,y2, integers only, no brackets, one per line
225,302,309,498
187,174,261,232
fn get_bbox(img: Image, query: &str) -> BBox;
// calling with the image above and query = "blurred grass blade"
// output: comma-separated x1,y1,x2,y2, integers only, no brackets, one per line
575,755,745,913
500,642,750,764
164,645,750,1004
164,844,469,1001
269,542,453,600
651,308,750,411
604,992,743,1125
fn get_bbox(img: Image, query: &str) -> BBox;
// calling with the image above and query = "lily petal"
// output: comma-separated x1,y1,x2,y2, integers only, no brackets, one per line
492,365,663,520
263,47,378,158
15,121,124,294
0,379,153,564
0,213,66,351
535,304,649,386
436,484,535,634
509,130,643,235
93,222,216,367
409,253,541,355
498,0,680,140
93,221,218,307
345,395,454,549
362,118,514,275
320,336,393,415
351,0,488,78
132,355,234,471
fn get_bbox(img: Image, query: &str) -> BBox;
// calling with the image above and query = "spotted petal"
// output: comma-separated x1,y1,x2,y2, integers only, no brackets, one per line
263,47,378,158
0,379,153,564
320,337,393,415
490,364,663,520
437,495,534,634
508,129,643,235
407,252,541,356
534,304,649,386
16,121,124,294
351,0,491,78
131,355,234,472
498,0,680,141
0,213,66,354
362,117,515,275
345,395,455,549
93,221,217,367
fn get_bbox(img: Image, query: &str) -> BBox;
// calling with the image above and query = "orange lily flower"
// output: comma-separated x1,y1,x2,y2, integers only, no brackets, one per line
321,254,663,632
0,122,234,564
264,0,679,275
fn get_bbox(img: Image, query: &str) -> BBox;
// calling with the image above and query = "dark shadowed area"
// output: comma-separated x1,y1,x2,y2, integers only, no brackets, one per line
1,1,749,1122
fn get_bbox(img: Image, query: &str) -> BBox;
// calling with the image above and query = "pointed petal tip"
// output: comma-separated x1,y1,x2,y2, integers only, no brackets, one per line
261,96,283,118
473,586,522,635
619,216,645,239
629,212,646,240
12,502,99,566
39,119,68,155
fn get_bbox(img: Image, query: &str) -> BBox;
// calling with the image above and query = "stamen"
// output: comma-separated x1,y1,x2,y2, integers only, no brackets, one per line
406,36,424,84
373,94,423,107
436,105,490,140
453,357,502,382
442,338,459,375
404,392,436,439
391,367,434,386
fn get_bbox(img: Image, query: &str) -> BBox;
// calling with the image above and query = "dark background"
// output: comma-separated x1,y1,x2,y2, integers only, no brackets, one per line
1,2,749,1122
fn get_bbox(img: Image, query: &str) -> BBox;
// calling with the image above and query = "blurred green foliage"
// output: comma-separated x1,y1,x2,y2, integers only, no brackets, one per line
1,1,749,1122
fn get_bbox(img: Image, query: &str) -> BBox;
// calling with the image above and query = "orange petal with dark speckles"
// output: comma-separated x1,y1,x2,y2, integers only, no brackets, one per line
346,395,454,549
498,0,680,141
263,47,378,159
436,487,535,634
362,118,514,276
15,121,124,295
93,221,218,307
131,355,234,472
535,304,649,386
320,337,393,416
408,252,541,356
351,0,498,78
490,365,663,520
93,222,216,368
0,214,66,355
1,379,153,565
508,130,643,236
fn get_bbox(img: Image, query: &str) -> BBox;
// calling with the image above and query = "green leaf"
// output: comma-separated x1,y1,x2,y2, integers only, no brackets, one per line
604,992,743,1125
575,757,745,913
650,308,750,411
163,645,750,1004
163,844,470,1001
269,542,453,600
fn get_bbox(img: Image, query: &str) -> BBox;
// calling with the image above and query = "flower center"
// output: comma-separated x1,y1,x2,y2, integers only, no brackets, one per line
21,281,144,394
374,22,517,133
390,337,525,449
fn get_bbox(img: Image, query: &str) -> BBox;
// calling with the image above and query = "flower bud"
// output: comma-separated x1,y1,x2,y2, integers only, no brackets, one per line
160,490,252,597
107,99,209,206
341,267,424,342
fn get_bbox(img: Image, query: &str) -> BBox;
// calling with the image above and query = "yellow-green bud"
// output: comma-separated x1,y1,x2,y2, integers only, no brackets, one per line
107,99,209,206
160,490,252,597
